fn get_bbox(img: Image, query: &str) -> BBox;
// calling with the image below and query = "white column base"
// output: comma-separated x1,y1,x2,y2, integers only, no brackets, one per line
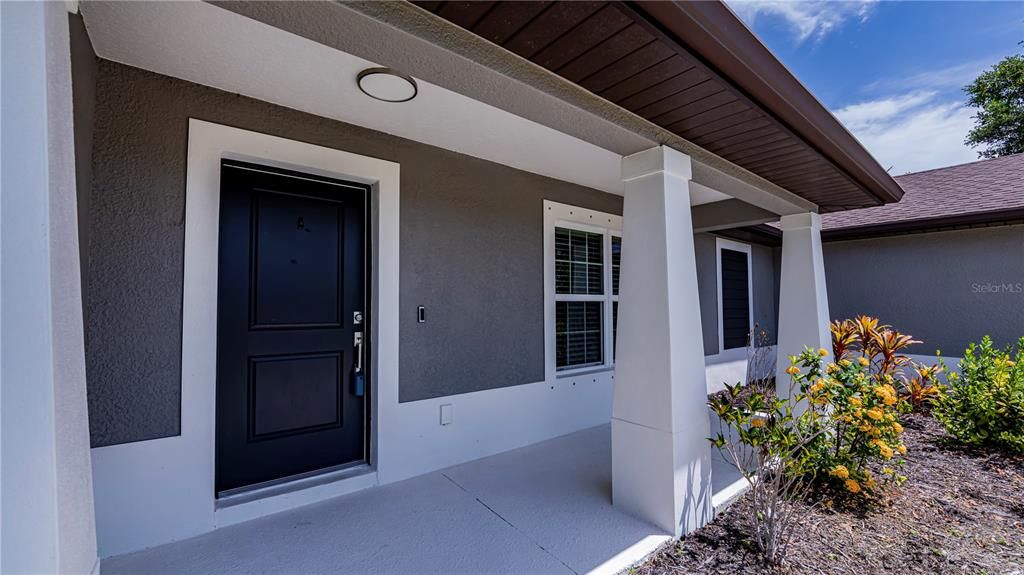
612,418,711,536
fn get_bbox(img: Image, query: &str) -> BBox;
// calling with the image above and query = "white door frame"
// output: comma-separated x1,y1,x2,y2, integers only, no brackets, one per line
91,119,400,555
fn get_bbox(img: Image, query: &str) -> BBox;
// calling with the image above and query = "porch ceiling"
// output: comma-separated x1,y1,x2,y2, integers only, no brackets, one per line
413,1,904,213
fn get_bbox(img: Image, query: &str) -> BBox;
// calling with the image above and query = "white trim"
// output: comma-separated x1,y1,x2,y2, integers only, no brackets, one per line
715,237,754,355
543,201,623,382
91,119,400,557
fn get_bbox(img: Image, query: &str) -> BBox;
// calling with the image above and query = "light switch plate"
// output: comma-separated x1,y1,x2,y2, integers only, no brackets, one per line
440,403,453,426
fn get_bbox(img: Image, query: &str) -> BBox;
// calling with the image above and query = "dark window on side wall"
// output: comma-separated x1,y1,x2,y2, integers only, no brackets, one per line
720,248,750,350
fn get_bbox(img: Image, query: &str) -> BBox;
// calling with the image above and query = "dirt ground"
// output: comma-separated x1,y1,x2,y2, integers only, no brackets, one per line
633,412,1024,574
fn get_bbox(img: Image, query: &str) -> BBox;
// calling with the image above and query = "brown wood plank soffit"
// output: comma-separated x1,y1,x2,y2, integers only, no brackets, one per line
413,0,904,213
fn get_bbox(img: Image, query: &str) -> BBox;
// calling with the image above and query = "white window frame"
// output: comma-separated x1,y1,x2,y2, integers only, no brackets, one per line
715,236,754,357
543,200,623,382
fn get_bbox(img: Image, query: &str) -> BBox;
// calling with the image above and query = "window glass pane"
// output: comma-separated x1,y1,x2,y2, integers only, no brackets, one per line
555,301,603,369
587,262,603,294
555,261,570,293
586,232,602,263
611,236,622,296
555,228,571,260
554,227,604,295
570,230,589,262
572,262,589,294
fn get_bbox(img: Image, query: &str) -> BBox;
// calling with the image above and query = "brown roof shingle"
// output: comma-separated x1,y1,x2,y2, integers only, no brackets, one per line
821,153,1024,234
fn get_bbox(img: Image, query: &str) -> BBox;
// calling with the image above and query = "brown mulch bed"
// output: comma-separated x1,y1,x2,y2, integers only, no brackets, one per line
633,412,1024,574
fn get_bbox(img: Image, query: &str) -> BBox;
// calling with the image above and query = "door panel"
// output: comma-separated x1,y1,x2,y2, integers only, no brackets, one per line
252,192,342,328
249,352,342,438
216,161,368,494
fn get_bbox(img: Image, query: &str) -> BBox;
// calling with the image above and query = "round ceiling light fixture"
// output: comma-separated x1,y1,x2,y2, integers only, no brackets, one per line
357,67,418,103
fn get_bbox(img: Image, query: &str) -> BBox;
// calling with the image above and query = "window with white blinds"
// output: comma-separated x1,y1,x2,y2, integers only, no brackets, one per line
555,228,605,369
544,199,622,378
546,202,623,375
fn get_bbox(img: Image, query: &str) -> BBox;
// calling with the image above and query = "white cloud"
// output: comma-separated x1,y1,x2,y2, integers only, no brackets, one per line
834,92,978,174
863,59,992,95
728,0,877,42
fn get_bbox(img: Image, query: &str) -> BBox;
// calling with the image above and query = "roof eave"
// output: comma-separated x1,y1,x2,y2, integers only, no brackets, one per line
627,0,905,206
822,207,1024,240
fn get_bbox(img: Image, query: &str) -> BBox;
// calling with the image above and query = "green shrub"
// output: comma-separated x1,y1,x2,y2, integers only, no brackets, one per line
935,336,1024,453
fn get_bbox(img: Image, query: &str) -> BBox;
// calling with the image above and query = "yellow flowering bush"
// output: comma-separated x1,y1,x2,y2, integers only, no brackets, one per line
706,319,917,563
789,342,910,497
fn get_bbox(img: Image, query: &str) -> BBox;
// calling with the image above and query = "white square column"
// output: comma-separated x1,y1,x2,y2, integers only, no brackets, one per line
612,146,711,537
775,212,831,393
2,2,99,573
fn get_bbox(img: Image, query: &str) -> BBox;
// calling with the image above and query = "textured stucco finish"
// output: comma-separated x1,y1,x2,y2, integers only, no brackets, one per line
83,61,621,446
825,225,1024,355
694,233,780,356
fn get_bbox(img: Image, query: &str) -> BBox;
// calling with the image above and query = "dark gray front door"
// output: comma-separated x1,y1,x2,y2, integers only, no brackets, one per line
215,160,368,494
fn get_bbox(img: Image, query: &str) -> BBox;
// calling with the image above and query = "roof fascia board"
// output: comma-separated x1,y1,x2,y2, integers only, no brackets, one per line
625,0,904,206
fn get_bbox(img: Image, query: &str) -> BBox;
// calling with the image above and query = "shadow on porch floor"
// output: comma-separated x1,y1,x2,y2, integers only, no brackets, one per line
103,424,744,575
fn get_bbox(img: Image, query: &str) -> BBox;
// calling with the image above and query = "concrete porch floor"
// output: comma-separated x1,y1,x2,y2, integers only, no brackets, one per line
103,424,744,575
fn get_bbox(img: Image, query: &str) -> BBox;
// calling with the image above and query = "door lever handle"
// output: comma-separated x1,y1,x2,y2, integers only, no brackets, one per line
354,332,363,373
352,332,365,397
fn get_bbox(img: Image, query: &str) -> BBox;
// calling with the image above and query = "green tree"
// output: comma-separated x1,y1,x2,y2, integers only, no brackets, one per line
964,48,1024,159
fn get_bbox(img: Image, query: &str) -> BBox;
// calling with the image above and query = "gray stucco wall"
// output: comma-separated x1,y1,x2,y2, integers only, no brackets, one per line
825,225,1024,356
81,61,622,447
694,233,780,356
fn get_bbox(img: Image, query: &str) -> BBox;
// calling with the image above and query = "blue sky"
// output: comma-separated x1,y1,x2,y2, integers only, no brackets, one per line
727,1,1024,174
